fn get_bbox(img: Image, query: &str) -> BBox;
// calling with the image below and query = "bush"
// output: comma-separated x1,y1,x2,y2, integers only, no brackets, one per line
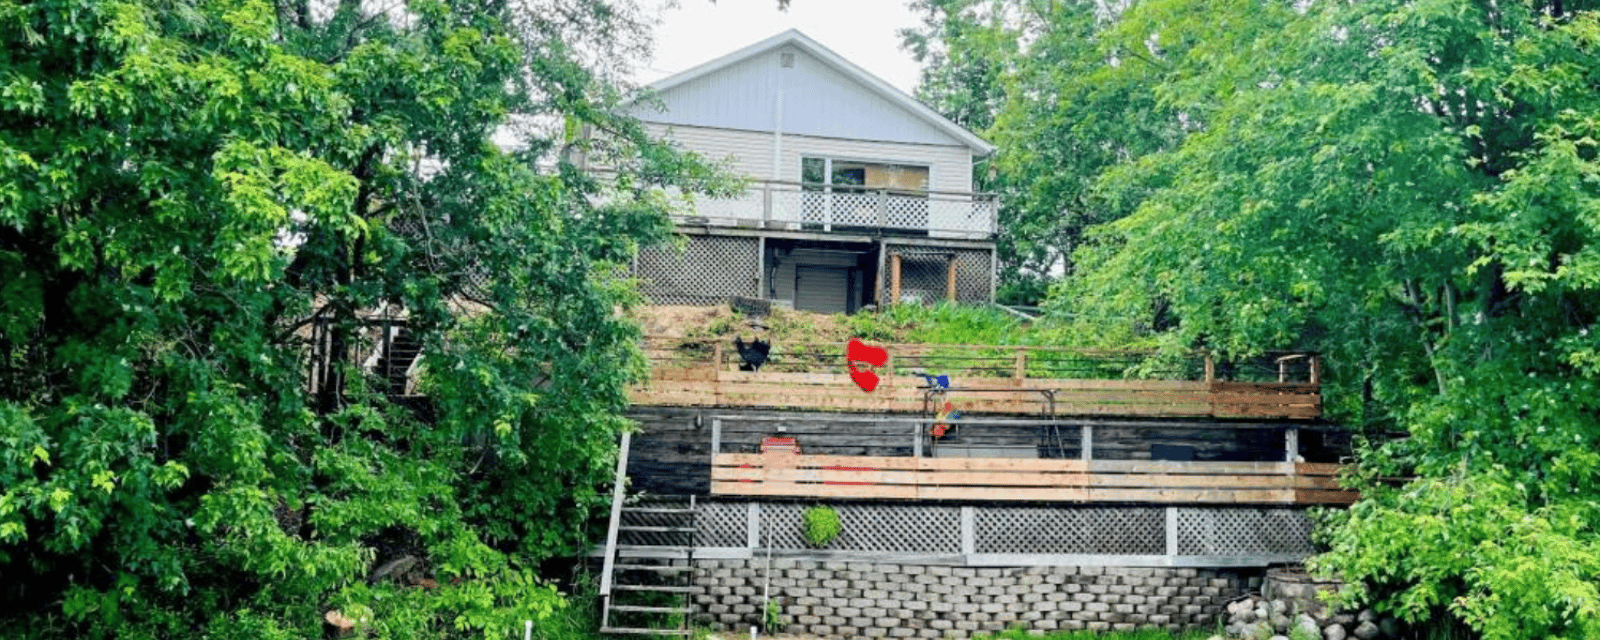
802,505,842,547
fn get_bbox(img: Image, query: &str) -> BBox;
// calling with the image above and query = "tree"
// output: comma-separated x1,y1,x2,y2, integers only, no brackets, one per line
1054,0,1600,635
0,0,730,636
902,0,1195,305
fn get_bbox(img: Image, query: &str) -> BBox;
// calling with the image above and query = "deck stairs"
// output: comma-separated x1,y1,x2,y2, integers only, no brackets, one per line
600,434,698,637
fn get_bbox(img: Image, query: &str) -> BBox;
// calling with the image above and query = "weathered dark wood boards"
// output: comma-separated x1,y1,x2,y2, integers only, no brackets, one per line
709,453,1356,505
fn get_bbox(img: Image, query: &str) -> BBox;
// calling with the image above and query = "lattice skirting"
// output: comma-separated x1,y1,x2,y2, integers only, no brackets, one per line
884,246,993,304
689,502,1315,563
637,236,760,305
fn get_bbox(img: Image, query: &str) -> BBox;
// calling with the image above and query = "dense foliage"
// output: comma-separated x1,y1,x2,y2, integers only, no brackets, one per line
0,0,732,637
911,0,1600,637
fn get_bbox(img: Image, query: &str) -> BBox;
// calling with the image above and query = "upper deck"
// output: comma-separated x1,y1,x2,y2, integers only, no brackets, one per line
631,339,1321,420
676,179,999,240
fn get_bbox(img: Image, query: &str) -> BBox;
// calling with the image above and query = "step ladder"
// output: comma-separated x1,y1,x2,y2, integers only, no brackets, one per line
600,433,698,636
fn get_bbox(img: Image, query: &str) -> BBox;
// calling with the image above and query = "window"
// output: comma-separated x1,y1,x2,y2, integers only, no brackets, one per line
800,157,930,233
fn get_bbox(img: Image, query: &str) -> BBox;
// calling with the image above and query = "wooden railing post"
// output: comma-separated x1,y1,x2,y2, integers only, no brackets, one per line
1013,349,1028,384
876,189,887,228
598,431,632,597
762,183,772,225
1204,355,1216,383
1081,425,1094,460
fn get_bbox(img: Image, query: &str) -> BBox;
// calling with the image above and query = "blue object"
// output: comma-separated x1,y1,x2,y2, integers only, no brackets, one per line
916,374,951,389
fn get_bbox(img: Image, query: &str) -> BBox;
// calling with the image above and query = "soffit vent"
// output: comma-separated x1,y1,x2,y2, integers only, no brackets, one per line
779,52,795,68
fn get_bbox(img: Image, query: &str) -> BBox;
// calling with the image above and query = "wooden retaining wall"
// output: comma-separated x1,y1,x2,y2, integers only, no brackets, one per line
709,454,1353,505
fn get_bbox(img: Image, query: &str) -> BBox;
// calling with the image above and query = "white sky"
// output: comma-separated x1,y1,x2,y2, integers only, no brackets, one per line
640,0,925,95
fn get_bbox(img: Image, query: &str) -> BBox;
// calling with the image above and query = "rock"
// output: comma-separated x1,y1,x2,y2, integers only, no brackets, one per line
1257,605,1270,620
1271,613,1292,633
323,610,355,638
1271,636,1290,640
1379,618,1401,638
1353,620,1380,640
1331,613,1355,626
1207,636,1224,640
1296,613,1323,639
1272,599,1290,615
1357,609,1377,623
1238,607,1257,623
1324,623,1347,640
368,554,418,584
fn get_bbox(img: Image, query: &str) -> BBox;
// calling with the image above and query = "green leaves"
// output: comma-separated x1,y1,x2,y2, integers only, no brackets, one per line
0,0,724,637
952,0,1600,634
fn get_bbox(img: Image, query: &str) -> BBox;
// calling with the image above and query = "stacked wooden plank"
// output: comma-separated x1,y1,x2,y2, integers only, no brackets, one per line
632,368,1321,419
709,453,1355,505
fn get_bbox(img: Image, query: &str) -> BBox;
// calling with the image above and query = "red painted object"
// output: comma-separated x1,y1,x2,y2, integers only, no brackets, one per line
846,338,889,392
824,466,876,485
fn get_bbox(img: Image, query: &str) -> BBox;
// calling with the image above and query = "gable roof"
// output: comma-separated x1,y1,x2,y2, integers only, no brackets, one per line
646,29,995,156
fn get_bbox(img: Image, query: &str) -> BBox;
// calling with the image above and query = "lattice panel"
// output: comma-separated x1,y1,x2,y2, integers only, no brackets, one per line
754,503,962,553
831,192,878,227
929,198,994,235
695,501,748,548
636,236,759,305
1176,508,1315,555
975,507,1165,555
884,247,993,304
885,196,929,230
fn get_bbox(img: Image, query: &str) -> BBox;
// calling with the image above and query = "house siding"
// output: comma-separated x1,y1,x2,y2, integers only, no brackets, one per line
645,123,973,193
634,45,966,149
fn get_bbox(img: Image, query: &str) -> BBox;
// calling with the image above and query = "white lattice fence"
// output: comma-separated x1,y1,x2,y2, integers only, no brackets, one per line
1176,508,1315,556
691,502,1315,564
695,501,748,548
753,503,962,553
637,236,759,305
975,507,1164,555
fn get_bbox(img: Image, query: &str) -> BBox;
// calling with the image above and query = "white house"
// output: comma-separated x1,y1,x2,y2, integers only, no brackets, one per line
627,29,998,314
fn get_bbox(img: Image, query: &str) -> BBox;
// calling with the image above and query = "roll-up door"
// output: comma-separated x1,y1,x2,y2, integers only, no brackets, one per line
795,265,849,314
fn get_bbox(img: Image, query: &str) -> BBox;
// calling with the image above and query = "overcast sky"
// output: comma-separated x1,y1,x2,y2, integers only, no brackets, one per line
640,0,925,95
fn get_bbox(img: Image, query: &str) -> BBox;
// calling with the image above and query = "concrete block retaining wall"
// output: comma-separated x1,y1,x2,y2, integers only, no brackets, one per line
692,558,1261,637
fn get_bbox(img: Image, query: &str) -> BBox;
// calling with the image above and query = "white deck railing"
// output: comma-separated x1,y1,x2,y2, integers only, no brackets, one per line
681,180,998,239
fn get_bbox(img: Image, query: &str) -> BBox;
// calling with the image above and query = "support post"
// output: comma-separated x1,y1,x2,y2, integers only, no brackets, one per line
1204,355,1216,383
711,418,723,458
1013,349,1027,384
1165,506,1178,558
961,506,977,556
1310,354,1321,385
946,255,958,301
912,419,923,458
756,236,767,299
1285,427,1299,463
875,241,888,305
598,431,632,597
1081,425,1094,461
890,253,902,304
746,503,761,550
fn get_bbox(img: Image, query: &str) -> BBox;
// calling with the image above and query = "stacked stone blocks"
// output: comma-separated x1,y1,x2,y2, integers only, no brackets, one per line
692,559,1259,638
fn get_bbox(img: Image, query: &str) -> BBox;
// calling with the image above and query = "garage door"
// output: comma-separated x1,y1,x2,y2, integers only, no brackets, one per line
795,265,849,314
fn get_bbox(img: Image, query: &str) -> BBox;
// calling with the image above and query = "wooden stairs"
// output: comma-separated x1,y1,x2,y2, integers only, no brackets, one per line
600,434,698,636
